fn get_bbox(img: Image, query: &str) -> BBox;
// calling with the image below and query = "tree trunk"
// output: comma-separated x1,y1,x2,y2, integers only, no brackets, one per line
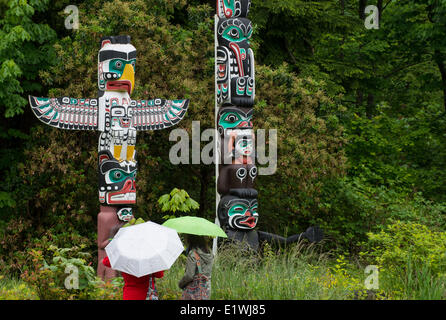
366,93,374,119
356,89,363,109
359,0,368,20
340,0,345,60
434,50,446,112
198,166,210,217
377,0,383,26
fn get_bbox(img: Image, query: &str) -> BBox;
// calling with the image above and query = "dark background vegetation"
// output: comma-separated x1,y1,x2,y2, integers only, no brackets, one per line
1,0,445,276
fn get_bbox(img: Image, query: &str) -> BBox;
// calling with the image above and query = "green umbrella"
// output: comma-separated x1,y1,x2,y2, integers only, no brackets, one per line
162,216,227,238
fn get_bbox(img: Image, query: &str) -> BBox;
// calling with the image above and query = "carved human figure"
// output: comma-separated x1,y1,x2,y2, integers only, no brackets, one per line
214,2,323,253
217,189,323,251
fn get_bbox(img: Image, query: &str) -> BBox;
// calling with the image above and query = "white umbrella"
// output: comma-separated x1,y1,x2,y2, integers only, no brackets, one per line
105,221,184,277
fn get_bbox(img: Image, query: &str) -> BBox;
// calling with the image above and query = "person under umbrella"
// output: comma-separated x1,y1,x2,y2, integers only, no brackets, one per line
178,234,214,300
102,255,164,300
102,218,180,300
162,216,227,300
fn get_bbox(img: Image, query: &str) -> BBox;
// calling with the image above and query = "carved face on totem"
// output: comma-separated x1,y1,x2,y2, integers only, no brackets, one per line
216,18,254,106
98,150,137,205
217,106,253,136
117,207,134,222
217,0,251,19
222,129,255,164
234,133,254,157
218,188,258,230
98,35,136,95
110,104,132,130
217,163,257,195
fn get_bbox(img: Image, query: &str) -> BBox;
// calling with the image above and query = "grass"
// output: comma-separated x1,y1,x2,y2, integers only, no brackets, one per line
376,256,446,300
158,242,369,300
1,241,445,300
0,276,38,300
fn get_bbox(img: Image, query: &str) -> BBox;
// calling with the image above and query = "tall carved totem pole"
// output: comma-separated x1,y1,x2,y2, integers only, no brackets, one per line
29,35,189,280
215,1,323,251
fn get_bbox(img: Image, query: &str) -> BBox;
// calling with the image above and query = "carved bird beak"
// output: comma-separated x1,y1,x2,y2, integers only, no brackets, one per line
118,63,135,94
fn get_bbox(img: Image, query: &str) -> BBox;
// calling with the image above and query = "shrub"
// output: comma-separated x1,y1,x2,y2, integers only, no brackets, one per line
20,245,122,300
361,221,446,299
366,221,446,276
317,177,446,253
0,219,92,277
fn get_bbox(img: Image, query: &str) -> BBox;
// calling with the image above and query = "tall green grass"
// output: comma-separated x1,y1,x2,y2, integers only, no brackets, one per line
158,242,365,300
0,276,38,300
1,241,444,300
377,256,446,300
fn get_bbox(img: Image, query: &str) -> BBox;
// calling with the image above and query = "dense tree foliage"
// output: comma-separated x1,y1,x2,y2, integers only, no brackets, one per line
0,0,445,273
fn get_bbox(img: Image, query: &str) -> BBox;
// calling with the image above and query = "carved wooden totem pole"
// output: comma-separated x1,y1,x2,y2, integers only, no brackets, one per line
215,1,322,251
29,35,189,280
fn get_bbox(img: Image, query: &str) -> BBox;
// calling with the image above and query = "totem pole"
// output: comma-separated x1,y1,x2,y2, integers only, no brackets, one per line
29,35,189,280
214,1,322,251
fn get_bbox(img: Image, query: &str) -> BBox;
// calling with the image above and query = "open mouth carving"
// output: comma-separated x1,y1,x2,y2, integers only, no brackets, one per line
239,215,257,228
108,190,136,204
107,179,136,204
106,80,132,95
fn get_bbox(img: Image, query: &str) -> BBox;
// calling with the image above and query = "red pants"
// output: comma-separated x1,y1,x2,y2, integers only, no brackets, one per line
102,256,164,300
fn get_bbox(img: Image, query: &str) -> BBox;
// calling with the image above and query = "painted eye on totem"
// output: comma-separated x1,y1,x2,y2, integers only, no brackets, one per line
224,26,244,42
224,113,240,123
115,60,123,69
131,60,136,68
229,205,245,215
114,171,122,179
109,169,126,182
230,28,239,38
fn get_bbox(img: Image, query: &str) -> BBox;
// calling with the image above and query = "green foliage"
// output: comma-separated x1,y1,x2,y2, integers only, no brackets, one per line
158,188,199,219
0,276,38,300
122,217,145,227
365,221,446,277
0,0,445,302
20,244,122,300
345,104,446,200
317,176,446,253
0,0,57,117
361,221,446,299
159,242,376,300
254,63,347,234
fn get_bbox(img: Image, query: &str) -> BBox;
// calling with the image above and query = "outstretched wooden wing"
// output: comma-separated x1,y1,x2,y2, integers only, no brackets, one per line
29,96,99,130
130,98,189,131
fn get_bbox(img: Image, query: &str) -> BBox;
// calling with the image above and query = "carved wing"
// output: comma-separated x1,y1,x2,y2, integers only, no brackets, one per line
130,98,189,131
29,96,99,130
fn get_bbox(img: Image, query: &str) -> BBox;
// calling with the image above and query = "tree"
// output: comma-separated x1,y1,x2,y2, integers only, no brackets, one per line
0,0,57,117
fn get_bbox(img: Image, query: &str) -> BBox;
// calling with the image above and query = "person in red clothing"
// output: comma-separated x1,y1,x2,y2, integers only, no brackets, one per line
102,220,165,300
102,256,164,300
